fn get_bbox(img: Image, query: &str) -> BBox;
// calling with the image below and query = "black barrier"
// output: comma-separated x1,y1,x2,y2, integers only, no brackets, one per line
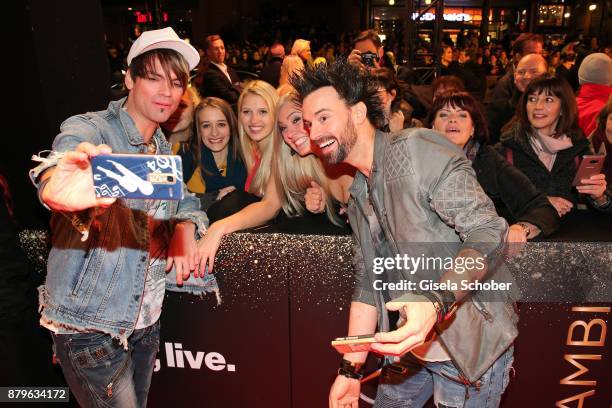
147,233,611,408
17,216,612,407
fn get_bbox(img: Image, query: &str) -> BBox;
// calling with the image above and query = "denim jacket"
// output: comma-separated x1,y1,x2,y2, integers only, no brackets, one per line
30,98,217,345
347,129,517,383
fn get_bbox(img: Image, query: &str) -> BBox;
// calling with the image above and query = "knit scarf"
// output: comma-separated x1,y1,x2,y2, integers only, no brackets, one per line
200,141,247,193
530,130,573,171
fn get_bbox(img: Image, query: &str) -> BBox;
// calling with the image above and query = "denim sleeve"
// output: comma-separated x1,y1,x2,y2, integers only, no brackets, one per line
29,115,102,237
173,186,208,239
429,153,507,254
30,115,103,187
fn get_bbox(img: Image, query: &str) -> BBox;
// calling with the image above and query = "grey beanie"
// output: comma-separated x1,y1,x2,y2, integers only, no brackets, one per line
578,53,612,86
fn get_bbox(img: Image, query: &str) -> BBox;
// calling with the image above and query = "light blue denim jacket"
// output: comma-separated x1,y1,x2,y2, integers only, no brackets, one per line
30,97,218,344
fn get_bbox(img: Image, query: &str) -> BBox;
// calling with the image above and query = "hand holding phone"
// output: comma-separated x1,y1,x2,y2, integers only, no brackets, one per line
92,154,184,200
332,334,377,354
572,155,605,186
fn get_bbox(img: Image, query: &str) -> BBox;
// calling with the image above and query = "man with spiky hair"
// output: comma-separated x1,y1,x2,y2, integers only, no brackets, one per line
30,28,211,407
291,60,516,408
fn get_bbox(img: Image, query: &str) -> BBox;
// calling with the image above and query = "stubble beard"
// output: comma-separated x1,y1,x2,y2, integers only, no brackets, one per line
325,116,358,165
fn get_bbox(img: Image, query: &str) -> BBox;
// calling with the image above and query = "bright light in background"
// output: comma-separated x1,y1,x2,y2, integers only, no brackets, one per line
388,0,394,5
539,19,544,23
588,4,597,11
378,34,387,42
564,12,570,18
128,7,132,10
425,0,431,4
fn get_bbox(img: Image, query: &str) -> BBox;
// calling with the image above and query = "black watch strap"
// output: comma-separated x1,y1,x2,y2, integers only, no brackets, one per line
338,367,363,380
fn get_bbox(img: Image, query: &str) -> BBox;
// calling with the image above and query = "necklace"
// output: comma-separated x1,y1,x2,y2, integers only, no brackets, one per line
143,137,157,155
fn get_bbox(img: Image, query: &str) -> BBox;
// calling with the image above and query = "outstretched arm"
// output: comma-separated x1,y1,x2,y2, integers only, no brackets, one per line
196,177,281,274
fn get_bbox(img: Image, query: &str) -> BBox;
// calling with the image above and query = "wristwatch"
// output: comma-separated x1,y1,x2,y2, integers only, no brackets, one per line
338,359,363,380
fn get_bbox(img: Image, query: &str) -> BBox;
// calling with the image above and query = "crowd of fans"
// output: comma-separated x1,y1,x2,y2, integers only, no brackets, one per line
131,26,612,257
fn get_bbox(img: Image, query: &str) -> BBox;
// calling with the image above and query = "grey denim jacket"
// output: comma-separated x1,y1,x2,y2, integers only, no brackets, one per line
30,98,217,345
347,128,518,383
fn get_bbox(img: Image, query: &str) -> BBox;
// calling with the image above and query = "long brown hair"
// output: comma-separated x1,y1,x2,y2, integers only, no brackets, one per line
193,97,243,175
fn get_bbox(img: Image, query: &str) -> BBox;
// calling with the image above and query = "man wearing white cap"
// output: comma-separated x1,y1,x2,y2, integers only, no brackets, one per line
29,27,211,407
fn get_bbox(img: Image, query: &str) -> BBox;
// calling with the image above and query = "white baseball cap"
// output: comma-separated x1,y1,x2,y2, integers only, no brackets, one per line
127,27,200,70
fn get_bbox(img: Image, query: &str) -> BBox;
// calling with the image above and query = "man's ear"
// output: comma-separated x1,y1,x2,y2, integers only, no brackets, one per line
125,69,135,90
377,47,384,60
351,101,368,126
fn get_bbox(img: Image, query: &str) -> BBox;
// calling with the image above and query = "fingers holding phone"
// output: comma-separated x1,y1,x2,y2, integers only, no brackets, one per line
42,143,116,212
576,173,607,199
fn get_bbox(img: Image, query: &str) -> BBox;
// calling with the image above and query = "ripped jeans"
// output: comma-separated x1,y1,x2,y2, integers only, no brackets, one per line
51,321,160,408
374,346,514,408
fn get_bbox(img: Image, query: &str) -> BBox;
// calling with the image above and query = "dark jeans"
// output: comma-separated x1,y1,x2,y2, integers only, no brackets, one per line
52,321,160,408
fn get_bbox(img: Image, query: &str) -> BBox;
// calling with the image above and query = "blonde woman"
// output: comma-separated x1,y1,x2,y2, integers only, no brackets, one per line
274,91,345,226
197,80,281,272
290,38,312,65
279,55,305,87
275,91,354,221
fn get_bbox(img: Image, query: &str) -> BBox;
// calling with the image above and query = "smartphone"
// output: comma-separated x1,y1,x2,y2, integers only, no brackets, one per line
361,51,378,68
332,334,377,354
92,154,184,200
572,155,605,186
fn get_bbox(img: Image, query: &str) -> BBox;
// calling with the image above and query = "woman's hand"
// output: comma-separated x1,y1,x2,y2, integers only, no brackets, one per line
196,222,226,275
305,181,326,214
576,174,607,201
217,186,236,201
547,196,573,217
388,110,405,133
507,224,528,243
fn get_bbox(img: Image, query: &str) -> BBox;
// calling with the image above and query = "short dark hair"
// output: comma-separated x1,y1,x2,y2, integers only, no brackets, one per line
290,59,385,129
205,34,223,50
431,75,466,98
371,67,403,113
353,29,382,49
427,91,489,144
130,48,189,90
560,52,576,62
512,33,543,57
517,74,580,139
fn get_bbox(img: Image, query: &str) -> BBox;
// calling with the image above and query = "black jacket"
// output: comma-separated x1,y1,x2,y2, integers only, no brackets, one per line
496,124,591,205
199,63,241,105
473,144,560,236
259,58,283,88
486,89,522,145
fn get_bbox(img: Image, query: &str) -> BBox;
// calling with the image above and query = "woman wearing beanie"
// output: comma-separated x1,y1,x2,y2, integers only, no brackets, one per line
576,52,612,136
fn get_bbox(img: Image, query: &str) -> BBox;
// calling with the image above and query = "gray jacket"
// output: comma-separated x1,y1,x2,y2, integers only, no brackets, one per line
347,128,518,383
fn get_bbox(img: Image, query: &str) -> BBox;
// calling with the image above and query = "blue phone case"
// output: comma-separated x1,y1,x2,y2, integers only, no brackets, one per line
92,154,184,200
